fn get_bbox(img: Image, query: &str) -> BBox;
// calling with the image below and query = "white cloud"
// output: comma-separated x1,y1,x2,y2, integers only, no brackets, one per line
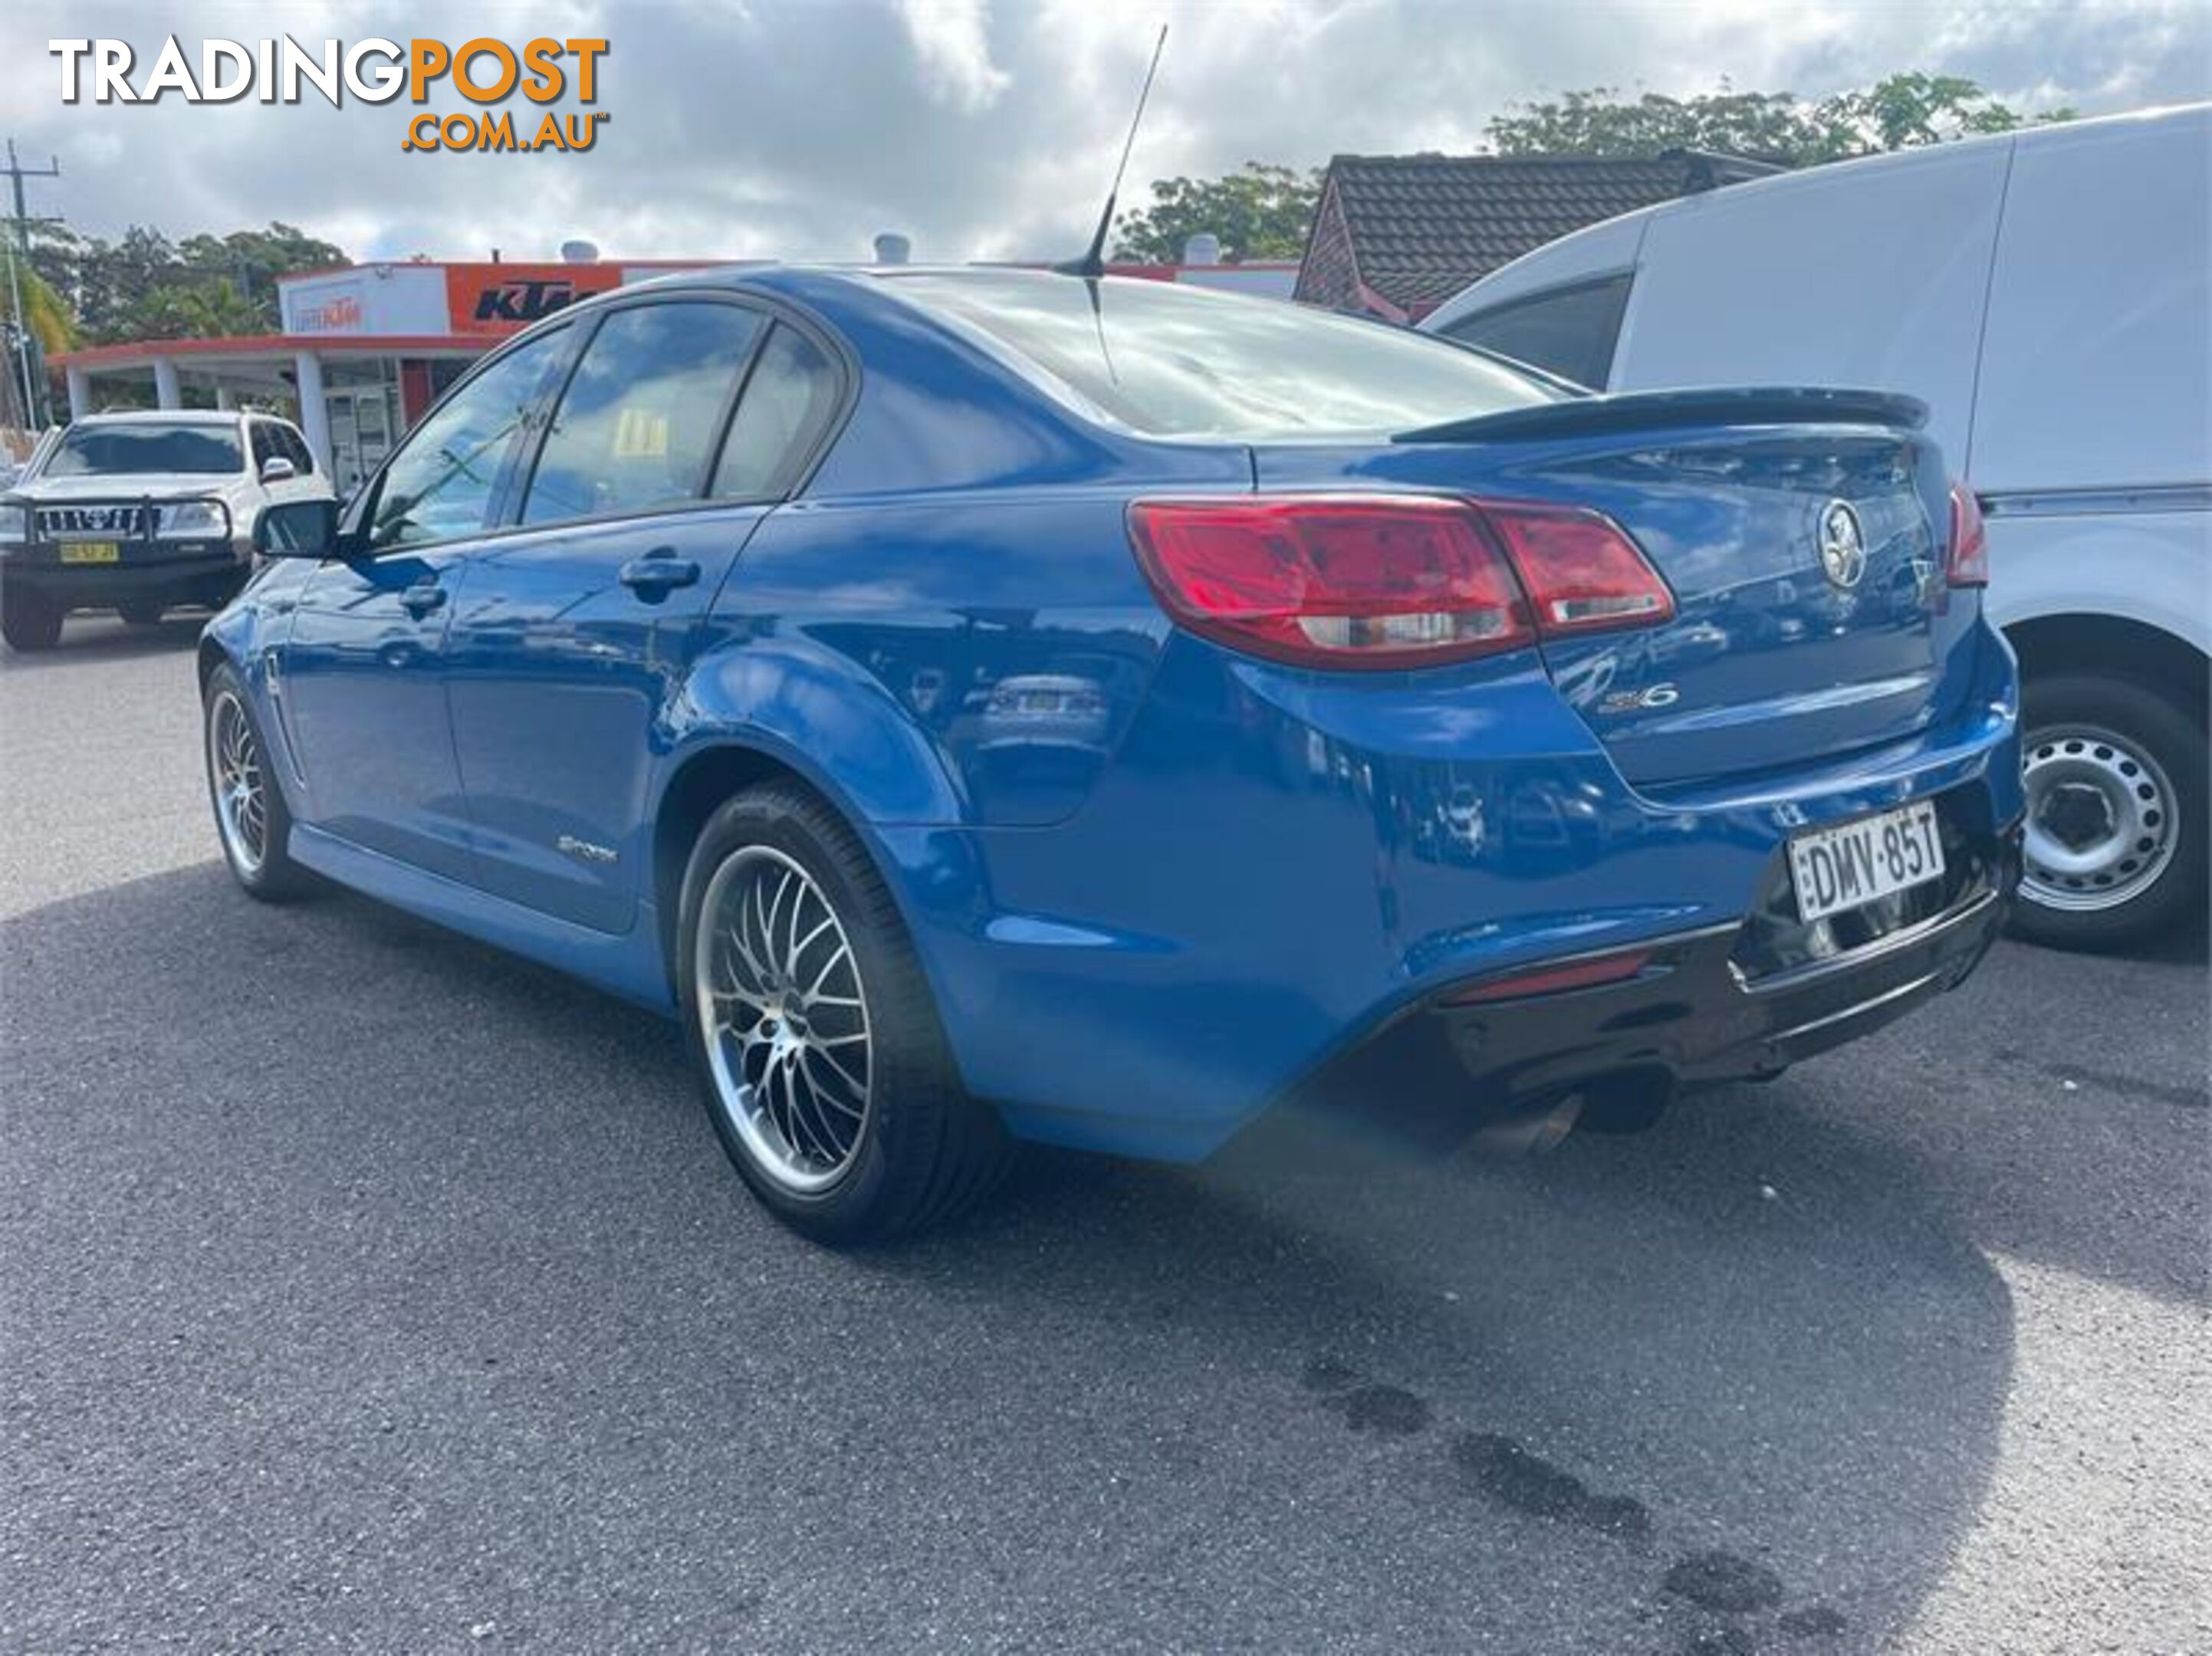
898,0,1013,111
1,0,2202,269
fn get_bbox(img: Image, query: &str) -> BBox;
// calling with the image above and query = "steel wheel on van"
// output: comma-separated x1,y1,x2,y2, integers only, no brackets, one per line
2012,673,2207,951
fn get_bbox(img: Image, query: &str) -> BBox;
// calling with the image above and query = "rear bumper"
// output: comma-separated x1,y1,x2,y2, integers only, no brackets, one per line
1274,822,2017,1147
1442,836,2012,1098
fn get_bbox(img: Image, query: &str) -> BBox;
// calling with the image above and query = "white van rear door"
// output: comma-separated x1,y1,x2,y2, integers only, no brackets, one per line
1970,108,2211,493
1612,141,2013,472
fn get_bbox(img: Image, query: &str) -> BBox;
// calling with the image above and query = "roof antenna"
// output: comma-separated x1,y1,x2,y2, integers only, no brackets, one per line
1055,25,1168,278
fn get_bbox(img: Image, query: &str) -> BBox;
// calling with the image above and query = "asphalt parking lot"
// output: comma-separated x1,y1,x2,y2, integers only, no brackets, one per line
2,616,2206,1654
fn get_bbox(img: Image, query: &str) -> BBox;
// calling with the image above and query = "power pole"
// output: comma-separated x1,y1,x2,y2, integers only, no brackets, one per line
3,138,63,431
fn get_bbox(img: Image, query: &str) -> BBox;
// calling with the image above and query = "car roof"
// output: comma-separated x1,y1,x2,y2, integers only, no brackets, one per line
603,262,1188,304
72,409,245,426
524,261,1279,364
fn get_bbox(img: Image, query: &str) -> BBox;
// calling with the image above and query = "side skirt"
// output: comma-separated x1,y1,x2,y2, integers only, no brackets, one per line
289,823,678,1016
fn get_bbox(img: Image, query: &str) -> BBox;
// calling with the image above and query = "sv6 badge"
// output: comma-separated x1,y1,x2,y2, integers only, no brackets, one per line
1597,682,1681,715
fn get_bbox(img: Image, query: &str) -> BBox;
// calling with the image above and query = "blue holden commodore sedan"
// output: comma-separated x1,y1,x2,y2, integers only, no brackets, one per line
203,267,2022,1240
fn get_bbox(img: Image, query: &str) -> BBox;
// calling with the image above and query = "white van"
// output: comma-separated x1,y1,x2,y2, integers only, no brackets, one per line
1422,104,2210,950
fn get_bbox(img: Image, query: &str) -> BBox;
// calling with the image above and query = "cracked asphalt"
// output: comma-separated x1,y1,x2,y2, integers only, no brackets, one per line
3,616,2207,1654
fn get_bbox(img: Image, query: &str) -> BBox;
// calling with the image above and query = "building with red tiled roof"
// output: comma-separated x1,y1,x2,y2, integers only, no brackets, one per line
1296,151,1780,322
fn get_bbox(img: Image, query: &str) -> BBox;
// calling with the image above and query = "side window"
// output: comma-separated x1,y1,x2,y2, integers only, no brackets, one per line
248,422,281,474
521,302,764,526
367,327,570,550
278,423,315,475
711,324,841,501
1439,274,1633,389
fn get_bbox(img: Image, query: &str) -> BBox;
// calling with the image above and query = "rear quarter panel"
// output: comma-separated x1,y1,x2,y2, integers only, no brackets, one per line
680,488,1178,829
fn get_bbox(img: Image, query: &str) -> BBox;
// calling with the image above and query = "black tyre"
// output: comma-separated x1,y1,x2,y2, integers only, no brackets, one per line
2,586,63,652
202,662,311,901
677,782,1011,1242
118,600,165,626
2010,672,2207,951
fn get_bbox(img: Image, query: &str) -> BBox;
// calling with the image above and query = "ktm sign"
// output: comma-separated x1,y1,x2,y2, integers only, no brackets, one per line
444,262,622,334
474,277,576,324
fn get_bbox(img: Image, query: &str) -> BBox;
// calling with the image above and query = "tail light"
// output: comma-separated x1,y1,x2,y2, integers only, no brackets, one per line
1441,946,1653,1005
1481,503,1675,635
1947,481,1988,587
1127,495,1671,671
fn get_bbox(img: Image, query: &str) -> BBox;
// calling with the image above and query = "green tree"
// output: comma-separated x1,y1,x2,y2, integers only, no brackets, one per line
1484,87,1826,161
1484,74,2072,166
135,276,262,340
36,220,349,343
1113,161,1323,263
35,224,176,343
175,222,348,327
1816,73,2062,152
2,255,76,431
2,256,76,356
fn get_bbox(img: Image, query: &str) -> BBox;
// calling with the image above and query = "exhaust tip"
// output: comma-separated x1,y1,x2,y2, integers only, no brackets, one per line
1468,1089,1587,1157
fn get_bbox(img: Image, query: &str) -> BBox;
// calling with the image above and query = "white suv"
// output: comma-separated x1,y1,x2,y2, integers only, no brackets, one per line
1422,105,2210,951
0,409,334,652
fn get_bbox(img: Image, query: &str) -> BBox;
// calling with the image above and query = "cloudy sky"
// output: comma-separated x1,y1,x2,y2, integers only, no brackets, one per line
3,0,2207,265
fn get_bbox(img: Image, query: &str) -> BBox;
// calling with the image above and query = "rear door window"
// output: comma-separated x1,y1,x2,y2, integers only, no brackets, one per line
1437,274,1633,389
521,301,764,526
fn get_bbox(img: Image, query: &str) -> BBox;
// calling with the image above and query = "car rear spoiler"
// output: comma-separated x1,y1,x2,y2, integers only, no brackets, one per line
1394,386,1931,445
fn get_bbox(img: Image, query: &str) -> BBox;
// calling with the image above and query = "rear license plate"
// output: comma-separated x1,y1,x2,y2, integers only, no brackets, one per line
1789,800,1945,923
58,541,121,564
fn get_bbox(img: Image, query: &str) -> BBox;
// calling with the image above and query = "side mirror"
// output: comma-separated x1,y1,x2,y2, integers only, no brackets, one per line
259,455,297,484
254,498,341,558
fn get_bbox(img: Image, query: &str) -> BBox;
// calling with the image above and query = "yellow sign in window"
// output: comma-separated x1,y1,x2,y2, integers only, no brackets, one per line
613,408,669,459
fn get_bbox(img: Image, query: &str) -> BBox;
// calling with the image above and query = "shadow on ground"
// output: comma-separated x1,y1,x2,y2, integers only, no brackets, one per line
0,613,206,672
0,860,2070,1652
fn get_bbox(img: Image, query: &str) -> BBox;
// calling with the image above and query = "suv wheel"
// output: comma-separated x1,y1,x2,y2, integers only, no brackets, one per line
677,783,1011,1242
2,586,63,652
2011,672,2207,951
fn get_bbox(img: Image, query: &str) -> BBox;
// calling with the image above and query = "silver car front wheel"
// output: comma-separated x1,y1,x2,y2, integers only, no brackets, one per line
202,664,307,902
208,688,269,879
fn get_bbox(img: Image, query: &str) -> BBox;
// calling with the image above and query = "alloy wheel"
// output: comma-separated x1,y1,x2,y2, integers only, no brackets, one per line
693,845,873,1194
208,689,268,876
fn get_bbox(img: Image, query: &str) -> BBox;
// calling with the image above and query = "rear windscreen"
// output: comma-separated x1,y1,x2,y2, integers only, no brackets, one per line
44,422,243,478
884,272,1560,440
